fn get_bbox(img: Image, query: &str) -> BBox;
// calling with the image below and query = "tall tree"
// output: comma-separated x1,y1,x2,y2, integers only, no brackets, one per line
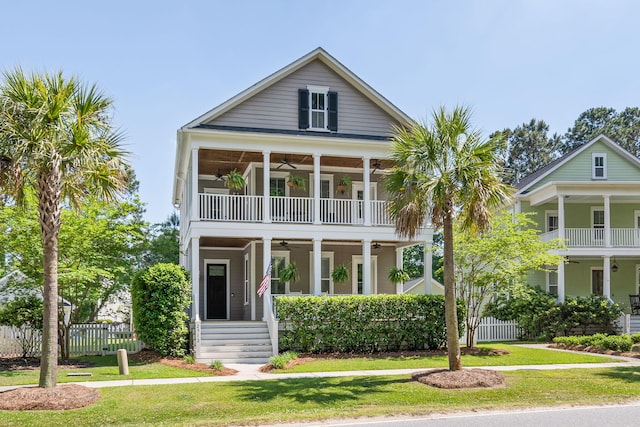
493,119,561,184
385,106,513,371
0,68,128,388
563,107,640,155
142,211,180,267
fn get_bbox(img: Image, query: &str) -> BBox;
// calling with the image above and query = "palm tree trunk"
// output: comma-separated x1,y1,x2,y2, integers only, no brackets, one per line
37,165,62,388
443,208,461,371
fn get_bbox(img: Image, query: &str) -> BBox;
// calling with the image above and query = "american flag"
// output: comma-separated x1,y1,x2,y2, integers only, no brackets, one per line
257,261,272,297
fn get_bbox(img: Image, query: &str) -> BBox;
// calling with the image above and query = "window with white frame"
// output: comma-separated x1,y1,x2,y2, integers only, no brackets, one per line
546,211,558,233
309,251,334,294
271,251,290,294
309,86,328,130
546,268,558,296
592,207,604,241
592,153,607,179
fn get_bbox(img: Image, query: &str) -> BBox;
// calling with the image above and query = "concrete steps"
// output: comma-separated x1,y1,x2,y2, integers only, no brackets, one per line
197,321,273,364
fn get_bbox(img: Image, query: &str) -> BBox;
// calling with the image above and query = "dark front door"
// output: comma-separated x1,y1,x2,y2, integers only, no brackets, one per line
592,269,603,296
206,264,227,319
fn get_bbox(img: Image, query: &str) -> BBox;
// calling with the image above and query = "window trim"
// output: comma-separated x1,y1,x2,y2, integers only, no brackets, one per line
309,251,334,294
307,85,330,132
351,255,378,294
271,250,290,294
592,153,607,179
545,210,558,233
244,254,250,305
546,268,558,296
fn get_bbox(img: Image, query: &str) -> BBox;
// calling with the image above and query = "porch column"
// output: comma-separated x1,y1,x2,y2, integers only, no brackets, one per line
603,256,612,300
395,248,404,294
262,238,272,320
514,200,521,215
191,237,200,322
558,195,565,241
313,154,321,225
363,238,372,294
313,238,322,295
263,151,271,223
424,238,433,294
190,148,199,222
557,257,565,302
363,157,371,226
604,195,611,247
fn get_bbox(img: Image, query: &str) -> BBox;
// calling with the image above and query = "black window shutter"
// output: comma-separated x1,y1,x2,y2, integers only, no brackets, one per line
298,89,309,129
328,91,338,131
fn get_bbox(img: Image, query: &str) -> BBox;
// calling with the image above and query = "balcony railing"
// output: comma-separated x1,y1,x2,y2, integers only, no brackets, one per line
198,193,392,226
541,227,640,248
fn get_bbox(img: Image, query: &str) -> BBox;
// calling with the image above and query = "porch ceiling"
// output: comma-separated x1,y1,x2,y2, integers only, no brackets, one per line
198,149,394,175
200,237,253,248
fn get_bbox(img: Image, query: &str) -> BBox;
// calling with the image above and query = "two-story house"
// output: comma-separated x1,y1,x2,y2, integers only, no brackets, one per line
172,48,434,363
515,134,640,314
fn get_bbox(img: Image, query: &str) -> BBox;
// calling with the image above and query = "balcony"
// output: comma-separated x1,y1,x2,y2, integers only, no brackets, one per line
197,193,393,226
540,228,640,248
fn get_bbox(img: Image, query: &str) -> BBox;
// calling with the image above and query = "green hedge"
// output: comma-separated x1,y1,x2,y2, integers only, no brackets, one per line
275,294,465,353
553,333,633,352
131,263,191,357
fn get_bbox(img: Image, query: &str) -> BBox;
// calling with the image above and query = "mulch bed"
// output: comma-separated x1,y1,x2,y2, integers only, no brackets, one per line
0,385,100,410
129,349,238,376
412,368,506,389
0,357,94,371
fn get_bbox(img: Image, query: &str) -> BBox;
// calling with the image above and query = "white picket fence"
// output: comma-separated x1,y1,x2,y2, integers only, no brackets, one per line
474,317,522,342
0,323,142,358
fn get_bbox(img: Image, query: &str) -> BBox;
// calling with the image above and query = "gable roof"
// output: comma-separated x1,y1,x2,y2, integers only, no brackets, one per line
516,134,640,194
181,47,412,130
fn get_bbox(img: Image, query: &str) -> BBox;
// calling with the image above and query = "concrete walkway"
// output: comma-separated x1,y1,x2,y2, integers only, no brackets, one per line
2,345,639,392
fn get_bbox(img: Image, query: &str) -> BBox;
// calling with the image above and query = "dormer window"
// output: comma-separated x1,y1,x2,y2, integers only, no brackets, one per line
592,153,606,179
298,86,338,132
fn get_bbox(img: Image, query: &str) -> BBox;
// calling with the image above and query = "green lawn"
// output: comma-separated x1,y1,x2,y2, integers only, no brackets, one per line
276,343,621,373
0,356,214,387
1,367,640,426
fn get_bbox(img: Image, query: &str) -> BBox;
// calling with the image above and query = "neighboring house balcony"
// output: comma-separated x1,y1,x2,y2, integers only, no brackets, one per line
196,193,392,226
541,228,640,248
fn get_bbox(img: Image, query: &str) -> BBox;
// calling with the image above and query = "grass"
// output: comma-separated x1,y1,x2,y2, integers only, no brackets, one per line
0,356,214,387
1,367,640,426
275,343,622,373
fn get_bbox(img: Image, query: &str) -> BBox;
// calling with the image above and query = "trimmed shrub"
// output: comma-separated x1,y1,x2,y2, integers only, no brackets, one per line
487,285,622,340
631,334,640,344
131,263,191,357
276,294,465,353
554,334,632,352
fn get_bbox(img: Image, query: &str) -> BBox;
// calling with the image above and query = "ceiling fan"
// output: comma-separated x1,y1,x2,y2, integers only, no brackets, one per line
371,160,382,175
214,169,226,181
372,242,381,249
279,240,289,248
276,155,297,170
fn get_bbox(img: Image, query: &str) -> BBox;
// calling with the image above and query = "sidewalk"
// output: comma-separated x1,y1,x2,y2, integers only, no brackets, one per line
2,345,639,392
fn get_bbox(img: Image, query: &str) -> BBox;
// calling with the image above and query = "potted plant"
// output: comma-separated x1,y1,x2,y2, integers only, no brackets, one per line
336,174,352,195
388,267,410,285
286,173,306,191
279,262,299,284
331,264,350,284
225,169,246,193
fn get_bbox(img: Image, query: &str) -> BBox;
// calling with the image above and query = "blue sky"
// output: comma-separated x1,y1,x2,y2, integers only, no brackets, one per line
2,1,639,223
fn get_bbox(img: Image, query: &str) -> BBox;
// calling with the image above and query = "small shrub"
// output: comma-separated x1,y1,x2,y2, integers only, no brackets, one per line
183,354,196,364
631,334,640,344
210,360,223,371
269,351,298,369
554,334,632,352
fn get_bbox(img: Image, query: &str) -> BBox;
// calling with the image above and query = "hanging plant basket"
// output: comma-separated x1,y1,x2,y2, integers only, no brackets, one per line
225,169,246,192
286,174,306,191
388,267,410,285
279,262,299,284
331,264,349,284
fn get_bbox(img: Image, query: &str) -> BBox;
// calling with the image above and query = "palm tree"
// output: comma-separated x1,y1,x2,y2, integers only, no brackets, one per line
385,106,512,370
0,68,129,388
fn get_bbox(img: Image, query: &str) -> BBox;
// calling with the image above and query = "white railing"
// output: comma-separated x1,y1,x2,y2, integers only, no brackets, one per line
197,194,393,226
565,228,605,247
271,196,313,223
611,228,640,247
199,194,263,222
0,323,142,357
371,200,393,226
475,317,522,342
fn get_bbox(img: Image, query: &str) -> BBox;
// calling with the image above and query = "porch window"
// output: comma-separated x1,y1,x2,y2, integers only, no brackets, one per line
592,153,606,179
546,211,558,233
546,269,558,296
271,251,289,294
244,254,249,305
309,251,334,294
591,268,604,295
592,207,604,241
351,255,377,294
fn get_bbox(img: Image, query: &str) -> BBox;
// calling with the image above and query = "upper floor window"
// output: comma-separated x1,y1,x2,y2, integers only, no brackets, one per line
592,153,607,179
298,86,338,132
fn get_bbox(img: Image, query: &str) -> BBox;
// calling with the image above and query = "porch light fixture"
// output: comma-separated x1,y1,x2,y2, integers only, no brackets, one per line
612,258,618,273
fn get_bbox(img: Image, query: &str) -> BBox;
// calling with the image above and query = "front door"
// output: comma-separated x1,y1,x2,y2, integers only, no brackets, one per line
591,268,603,296
206,264,227,319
